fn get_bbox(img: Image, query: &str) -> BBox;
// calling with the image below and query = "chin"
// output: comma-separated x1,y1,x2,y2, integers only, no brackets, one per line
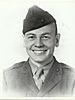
28,49,53,63
34,59,45,63
31,56,49,63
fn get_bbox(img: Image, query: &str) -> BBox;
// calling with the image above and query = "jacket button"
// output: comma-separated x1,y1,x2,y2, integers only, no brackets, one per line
41,19,44,22
56,68,60,72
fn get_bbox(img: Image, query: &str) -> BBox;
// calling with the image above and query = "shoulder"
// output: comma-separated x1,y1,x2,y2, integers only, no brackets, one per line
59,62,75,79
3,61,28,77
60,62,75,73
54,57,75,75
54,56,75,78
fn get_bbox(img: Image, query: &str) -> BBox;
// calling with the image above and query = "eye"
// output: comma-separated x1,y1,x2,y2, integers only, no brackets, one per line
42,35,51,39
27,35,36,40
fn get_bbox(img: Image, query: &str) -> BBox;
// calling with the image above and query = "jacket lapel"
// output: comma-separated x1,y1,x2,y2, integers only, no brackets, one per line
24,60,39,95
37,58,62,97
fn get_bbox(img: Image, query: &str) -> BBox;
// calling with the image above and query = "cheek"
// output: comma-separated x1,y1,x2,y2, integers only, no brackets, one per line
25,41,34,50
43,39,56,48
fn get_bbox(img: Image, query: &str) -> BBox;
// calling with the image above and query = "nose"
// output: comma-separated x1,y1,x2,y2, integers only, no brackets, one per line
35,37,43,47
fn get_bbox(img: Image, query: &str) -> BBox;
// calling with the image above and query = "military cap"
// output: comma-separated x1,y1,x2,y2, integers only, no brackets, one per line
23,5,56,34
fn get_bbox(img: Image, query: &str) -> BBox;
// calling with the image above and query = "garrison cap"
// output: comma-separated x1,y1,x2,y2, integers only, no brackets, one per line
23,5,56,34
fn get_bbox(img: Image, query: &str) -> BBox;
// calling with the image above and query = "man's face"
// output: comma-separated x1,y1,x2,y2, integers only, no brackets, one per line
24,23,60,63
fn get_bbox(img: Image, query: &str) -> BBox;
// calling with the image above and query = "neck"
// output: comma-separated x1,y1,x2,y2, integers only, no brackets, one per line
29,56,54,68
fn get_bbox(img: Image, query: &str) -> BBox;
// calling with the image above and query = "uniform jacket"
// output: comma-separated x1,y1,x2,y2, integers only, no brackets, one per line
3,57,75,97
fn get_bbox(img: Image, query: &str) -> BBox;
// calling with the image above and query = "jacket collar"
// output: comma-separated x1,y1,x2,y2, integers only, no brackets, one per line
25,57,63,96
37,57,63,96
29,57,54,76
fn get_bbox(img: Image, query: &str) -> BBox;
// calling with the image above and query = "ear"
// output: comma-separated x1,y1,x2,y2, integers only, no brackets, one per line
55,33,60,47
22,34,26,47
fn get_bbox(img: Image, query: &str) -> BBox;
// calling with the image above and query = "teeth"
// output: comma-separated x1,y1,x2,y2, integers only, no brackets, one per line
33,50,45,54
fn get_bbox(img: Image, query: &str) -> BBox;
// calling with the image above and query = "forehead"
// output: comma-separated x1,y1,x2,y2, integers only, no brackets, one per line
25,23,56,35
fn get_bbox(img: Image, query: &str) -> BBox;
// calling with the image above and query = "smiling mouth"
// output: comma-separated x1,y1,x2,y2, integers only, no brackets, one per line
32,50,47,55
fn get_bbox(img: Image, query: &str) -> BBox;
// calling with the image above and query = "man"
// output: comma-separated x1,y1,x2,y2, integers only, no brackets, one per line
3,5,75,97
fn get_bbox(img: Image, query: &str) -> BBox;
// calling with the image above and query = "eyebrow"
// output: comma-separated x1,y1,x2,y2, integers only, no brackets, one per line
26,32,52,36
25,33,35,36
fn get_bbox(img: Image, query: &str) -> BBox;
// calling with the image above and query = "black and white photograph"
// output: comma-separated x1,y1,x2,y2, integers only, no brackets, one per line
0,0,75,98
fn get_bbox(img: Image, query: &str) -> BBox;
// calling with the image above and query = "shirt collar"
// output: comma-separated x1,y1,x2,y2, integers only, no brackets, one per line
29,57,54,76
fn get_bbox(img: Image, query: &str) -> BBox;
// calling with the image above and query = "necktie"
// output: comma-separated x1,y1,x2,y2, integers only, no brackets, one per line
33,68,45,89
